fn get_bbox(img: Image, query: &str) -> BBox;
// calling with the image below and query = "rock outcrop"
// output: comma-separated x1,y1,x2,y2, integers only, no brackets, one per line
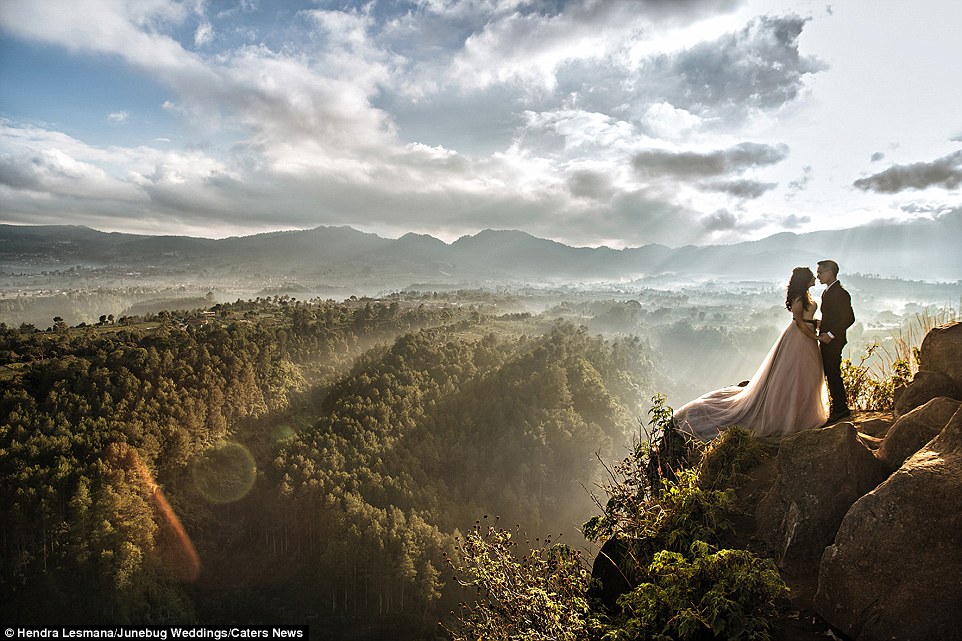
589,537,634,612
919,321,962,389
589,322,962,640
893,323,962,418
755,422,887,575
877,396,962,471
814,407,962,641
893,369,960,417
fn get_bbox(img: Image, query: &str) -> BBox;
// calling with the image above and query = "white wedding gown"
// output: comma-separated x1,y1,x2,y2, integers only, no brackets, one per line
674,303,830,441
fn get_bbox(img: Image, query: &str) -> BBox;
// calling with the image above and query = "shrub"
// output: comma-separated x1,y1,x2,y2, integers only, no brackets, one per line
841,341,912,411
451,399,787,641
445,522,592,641
696,427,767,492
583,394,698,544
608,541,788,641
843,307,959,411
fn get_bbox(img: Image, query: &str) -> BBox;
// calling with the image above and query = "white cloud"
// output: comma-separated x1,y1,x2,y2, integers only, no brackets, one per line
194,22,213,47
642,103,702,139
1,0,959,249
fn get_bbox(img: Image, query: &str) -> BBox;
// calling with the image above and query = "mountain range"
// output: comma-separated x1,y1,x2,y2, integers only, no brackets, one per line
1,210,959,286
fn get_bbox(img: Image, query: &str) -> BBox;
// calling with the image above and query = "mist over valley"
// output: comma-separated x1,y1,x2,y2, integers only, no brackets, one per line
2,228,959,636
3,219,959,408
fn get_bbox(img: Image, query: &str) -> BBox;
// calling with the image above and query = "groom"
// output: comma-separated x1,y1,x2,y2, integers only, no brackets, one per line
817,259,855,422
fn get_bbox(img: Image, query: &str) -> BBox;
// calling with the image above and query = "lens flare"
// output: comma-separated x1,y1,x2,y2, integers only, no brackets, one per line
191,440,258,504
113,443,201,582
273,424,295,442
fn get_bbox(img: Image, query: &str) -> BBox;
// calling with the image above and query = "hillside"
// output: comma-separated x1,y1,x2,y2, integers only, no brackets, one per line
0,296,654,635
2,210,960,284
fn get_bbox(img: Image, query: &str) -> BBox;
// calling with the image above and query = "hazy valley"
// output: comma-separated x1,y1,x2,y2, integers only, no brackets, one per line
2,222,959,636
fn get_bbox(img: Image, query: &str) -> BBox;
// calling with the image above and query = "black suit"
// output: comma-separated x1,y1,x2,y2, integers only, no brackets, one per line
820,281,855,414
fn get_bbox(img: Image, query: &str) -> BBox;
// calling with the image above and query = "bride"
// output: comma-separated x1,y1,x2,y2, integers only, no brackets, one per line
674,267,830,441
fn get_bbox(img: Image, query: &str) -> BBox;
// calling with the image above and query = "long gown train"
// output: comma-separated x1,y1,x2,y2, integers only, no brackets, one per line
673,321,830,441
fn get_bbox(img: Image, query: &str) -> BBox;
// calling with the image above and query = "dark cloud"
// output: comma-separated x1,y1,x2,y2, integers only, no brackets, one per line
853,150,962,193
899,202,957,217
699,179,777,199
701,209,739,231
778,213,811,228
645,15,825,118
631,142,788,178
566,170,614,200
0,155,43,190
498,13,825,132
870,151,885,162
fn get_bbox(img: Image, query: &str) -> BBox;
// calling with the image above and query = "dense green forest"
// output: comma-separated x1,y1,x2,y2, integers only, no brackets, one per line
0,296,655,636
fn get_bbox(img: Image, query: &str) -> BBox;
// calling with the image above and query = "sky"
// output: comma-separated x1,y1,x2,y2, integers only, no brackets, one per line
1,0,960,248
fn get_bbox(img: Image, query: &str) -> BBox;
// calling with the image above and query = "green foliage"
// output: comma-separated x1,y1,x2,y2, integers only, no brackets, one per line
583,394,698,544
609,541,788,641
1,299,654,634
841,341,913,411
446,523,592,641
0,297,477,623
454,398,786,641
843,307,958,411
578,408,785,641
696,427,767,492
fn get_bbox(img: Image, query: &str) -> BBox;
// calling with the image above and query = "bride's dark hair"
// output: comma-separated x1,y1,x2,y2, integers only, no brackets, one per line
786,267,814,311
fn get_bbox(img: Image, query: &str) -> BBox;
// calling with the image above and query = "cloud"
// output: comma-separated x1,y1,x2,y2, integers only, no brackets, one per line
462,12,827,140
520,108,638,154
441,0,741,93
698,179,777,198
0,145,141,203
631,142,789,178
194,22,213,47
870,151,885,162
566,169,615,201
787,165,812,193
778,213,811,228
642,102,702,139
853,150,962,193
898,201,958,217
545,14,824,127
4,0,937,251
646,15,826,118
701,209,739,231
107,111,130,123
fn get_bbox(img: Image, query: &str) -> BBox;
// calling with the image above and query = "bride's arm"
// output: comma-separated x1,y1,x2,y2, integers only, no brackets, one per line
792,298,819,340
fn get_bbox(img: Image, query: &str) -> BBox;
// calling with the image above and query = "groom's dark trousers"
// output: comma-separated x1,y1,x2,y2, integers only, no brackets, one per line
821,339,847,414
820,280,855,414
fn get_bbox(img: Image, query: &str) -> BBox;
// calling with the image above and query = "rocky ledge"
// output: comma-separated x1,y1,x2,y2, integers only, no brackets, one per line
755,321,962,641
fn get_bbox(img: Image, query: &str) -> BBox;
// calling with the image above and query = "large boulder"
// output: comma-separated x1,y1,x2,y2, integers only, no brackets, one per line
814,407,962,640
590,537,634,611
919,321,962,389
893,369,960,418
877,396,962,471
755,423,888,575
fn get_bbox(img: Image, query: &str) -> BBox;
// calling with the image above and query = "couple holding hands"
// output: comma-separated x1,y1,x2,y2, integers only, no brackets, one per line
675,260,855,441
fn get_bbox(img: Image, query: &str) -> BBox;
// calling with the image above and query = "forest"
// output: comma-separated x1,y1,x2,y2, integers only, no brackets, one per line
0,295,655,636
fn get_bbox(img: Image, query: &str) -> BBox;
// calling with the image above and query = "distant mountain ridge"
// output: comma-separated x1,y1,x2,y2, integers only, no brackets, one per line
1,211,959,283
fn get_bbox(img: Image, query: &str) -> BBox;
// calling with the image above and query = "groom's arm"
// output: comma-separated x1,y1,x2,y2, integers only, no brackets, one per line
819,287,841,343
821,287,854,343
841,288,855,330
